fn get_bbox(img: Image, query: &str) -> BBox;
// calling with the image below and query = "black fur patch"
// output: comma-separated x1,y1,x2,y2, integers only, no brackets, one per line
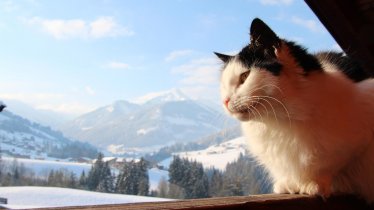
315,52,371,82
238,44,283,76
285,41,322,74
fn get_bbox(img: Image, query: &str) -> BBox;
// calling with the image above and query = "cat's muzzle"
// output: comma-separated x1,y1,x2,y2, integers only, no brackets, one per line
228,100,258,114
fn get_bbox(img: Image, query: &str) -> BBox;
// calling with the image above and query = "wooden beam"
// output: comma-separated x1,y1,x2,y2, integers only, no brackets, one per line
33,194,374,210
304,0,374,75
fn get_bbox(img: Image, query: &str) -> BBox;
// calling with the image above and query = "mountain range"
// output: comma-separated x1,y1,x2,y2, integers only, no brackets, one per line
60,89,236,154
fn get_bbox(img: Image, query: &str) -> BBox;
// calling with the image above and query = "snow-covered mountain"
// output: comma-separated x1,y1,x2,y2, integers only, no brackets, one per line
61,89,235,154
2,99,74,128
0,110,98,159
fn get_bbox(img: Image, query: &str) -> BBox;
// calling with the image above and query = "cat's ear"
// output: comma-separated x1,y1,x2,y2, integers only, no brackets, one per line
214,52,232,63
250,18,280,49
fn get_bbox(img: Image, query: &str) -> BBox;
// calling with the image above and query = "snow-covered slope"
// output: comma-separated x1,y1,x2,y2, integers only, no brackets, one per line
61,89,235,153
62,100,140,133
0,110,97,159
0,186,171,209
2,99,73,128
161,137,247,171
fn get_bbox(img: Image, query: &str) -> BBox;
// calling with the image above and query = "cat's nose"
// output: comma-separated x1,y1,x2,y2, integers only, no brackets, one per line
223,98,230,108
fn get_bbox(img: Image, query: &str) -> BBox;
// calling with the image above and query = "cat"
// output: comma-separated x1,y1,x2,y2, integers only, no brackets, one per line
216,18,374,202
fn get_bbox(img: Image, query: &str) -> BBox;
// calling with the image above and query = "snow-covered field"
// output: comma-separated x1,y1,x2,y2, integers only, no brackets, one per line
0,186,171,209
161,137,247,171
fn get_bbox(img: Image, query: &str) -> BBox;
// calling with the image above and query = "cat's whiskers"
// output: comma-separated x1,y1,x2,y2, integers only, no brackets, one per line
231,96,267,123
255,99,270,118
247,103,264,123
253,95,292,128
235,95,289,127
250,96,279,125
240,96,270,119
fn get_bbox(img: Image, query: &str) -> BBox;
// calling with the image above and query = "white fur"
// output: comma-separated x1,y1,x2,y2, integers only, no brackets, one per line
221,43,374,201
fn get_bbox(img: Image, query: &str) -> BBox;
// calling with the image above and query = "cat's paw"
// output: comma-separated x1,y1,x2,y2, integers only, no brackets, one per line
299,181,331,199
273,181,299,194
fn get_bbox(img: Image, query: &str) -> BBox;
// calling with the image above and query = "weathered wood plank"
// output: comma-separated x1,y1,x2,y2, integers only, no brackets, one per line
32,194,374,210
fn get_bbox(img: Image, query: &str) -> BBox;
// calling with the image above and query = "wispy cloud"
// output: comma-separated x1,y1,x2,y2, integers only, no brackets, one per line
104,61,130,69
23,16,134,40
165,50,193,62
36,103,95,115
0,93,64,101
260,0,294,6
85,86,95,96
0,0,19,12
0,92,96,115
291,16,325,33
171,57,221,100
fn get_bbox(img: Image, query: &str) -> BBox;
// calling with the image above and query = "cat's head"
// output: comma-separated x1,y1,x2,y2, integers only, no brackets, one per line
216,18,321,122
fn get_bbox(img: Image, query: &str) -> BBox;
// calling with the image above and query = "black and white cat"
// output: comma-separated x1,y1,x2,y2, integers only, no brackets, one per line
216,18,374,201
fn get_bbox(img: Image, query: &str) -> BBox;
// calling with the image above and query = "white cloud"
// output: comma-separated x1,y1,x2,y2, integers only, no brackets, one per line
0,92,95,115
165,50,193,62
171,57,221,100
24,16,134,40
291,16,325,33
0,93,64,101
89,16,134,38
36,103,95,115
85,86,95,96
104,61,130,69
260,0,293,6
0,0,18,12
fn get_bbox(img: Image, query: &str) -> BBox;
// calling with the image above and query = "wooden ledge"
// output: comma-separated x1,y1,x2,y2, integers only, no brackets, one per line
35,194,374,210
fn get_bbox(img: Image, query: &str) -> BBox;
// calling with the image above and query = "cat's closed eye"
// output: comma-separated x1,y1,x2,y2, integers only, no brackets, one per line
239,71,250,84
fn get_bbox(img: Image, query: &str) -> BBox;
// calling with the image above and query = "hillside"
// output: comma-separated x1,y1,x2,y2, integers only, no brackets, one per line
0,110,98,159
160,137,248,171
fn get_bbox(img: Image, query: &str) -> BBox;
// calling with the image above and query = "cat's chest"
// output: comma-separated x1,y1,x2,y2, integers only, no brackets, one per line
241,121,314,168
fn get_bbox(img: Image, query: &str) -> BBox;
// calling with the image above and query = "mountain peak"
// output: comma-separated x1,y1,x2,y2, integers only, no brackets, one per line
102,100,139,114
132,88,190,105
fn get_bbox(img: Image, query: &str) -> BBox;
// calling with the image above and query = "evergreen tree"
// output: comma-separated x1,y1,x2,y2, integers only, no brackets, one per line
220,153,268,196
169,157,210,199
79,170,87,189
47,170,55,186
68,172,77,188
97,162,114,193
115,159,149,196
116,161,136,194
54,170,64,187
187,161,209,198
137,158,149,196
169,156,183,185
12,166,19,185
208,168,224,197
87,152,105,191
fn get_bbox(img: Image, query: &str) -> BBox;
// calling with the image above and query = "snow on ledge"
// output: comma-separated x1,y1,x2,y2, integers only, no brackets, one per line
0,186,171,209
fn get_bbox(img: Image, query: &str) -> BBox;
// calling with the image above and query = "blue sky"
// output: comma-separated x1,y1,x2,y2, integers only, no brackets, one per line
0,0,339,116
